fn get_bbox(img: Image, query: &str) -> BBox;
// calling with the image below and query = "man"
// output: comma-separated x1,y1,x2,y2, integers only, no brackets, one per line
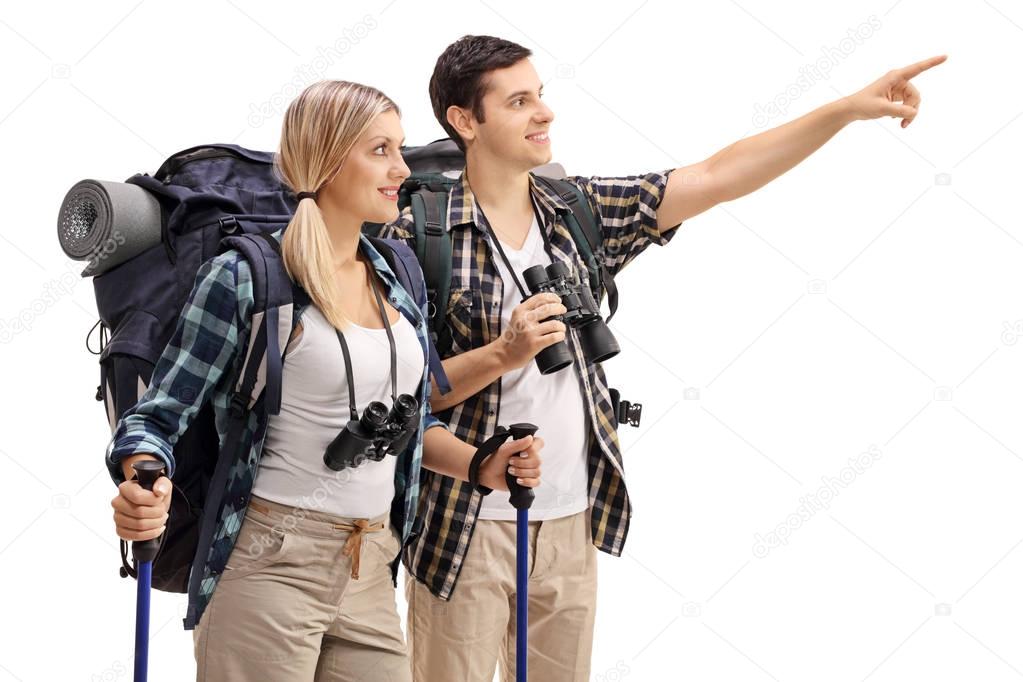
382,34,945,681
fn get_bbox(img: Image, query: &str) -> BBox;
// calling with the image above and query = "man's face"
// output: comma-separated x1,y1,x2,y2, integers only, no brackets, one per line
470,58,555,170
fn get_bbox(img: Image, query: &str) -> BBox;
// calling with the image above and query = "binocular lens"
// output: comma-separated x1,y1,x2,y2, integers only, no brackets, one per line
391,393,419,420
361,401,390,430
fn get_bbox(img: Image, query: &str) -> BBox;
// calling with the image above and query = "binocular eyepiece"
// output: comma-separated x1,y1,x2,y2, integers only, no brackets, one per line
522,261,620,375
323,393,419,471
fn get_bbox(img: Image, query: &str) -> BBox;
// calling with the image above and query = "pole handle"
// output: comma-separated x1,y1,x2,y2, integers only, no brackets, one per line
506,423,538,511
131,460,166,564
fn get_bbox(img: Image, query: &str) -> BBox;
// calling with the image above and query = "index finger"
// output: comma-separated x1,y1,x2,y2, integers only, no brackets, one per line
897,54,947,81
118,479,163,506
523,293,561,309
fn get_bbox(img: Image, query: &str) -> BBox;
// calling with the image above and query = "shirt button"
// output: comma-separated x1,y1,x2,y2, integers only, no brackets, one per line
487,409,495,416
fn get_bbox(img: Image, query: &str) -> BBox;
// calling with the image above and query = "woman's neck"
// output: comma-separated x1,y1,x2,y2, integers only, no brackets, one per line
317,201,364,271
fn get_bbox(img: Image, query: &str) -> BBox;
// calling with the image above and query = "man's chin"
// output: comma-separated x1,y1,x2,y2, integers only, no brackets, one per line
522,147,553,170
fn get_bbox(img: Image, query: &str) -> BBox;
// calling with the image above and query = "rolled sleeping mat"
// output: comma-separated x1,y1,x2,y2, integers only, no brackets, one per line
57,179,162,278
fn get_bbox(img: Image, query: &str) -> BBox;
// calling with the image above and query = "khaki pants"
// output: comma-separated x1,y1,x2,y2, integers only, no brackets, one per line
193,495,411,682
405,507,598,682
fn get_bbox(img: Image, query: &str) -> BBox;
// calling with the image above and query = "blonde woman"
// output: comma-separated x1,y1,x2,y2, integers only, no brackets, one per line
106,81,544,681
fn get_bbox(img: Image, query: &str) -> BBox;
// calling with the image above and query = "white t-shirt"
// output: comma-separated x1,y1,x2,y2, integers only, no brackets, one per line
478,213,591,521
251,302,425,519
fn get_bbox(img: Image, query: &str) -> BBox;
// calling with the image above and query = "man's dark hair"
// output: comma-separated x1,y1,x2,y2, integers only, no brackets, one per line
429,35,533,152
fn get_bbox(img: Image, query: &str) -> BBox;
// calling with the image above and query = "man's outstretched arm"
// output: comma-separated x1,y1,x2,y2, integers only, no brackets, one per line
656,54,948,231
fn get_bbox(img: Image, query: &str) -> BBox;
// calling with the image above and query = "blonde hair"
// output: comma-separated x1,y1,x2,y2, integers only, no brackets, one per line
274,80,399,331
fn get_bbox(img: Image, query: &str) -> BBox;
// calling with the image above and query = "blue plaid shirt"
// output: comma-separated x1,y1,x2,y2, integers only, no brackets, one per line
105,228,444,629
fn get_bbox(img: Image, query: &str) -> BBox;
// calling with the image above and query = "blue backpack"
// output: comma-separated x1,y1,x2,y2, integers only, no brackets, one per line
90,143,448,592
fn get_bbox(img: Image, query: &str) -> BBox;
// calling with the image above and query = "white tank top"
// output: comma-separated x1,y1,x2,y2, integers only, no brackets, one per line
251,302,425,519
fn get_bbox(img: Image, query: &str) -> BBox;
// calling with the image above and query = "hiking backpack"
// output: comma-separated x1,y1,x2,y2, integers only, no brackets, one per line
79,143,447,593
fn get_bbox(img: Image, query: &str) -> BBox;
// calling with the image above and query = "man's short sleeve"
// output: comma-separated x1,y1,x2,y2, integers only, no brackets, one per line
566,169,681,276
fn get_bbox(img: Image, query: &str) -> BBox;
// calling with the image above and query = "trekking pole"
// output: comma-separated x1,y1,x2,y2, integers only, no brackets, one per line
129,460,166,682
505,423,538,682
467,422,538,682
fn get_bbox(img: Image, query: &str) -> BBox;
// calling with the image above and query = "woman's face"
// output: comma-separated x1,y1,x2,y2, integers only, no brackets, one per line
324,109,410,225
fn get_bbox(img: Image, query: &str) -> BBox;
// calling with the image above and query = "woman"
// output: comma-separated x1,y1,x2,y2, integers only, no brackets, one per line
107,80,544,680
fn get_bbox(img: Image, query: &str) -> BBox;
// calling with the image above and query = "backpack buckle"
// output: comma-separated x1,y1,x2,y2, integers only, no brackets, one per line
218,216,240,235
617,399,643,428
426,289,438,319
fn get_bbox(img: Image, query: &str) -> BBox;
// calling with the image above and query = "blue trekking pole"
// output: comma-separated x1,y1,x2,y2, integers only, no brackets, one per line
468,422,538,682
127,459,166,682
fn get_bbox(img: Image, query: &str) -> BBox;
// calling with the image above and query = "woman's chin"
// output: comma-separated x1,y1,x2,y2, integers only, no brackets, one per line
365,203,401,225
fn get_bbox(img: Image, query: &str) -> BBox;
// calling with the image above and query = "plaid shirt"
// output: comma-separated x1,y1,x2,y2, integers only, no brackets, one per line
104,229,443,629
378,168,680,600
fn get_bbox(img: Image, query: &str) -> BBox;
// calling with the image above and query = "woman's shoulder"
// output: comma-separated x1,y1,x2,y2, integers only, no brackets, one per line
196,249,256,323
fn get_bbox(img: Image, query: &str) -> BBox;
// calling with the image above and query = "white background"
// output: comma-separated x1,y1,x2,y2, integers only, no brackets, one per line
1,1,1019,680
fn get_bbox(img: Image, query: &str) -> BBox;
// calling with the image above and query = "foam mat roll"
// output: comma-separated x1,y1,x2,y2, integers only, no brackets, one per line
57,179,162,277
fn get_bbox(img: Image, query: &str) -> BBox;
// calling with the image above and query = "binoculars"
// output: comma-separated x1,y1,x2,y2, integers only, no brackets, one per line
522,261,620,375
323,394,420,471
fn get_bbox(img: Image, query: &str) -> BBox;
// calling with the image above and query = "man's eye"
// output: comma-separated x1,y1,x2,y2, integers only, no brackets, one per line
512,98,524,107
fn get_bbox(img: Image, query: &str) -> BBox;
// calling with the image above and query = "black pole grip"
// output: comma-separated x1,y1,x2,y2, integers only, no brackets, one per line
506,423,538,511
131,460,166,564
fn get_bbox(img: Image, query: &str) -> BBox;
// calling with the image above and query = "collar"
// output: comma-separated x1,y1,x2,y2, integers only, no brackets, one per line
447,168,571,234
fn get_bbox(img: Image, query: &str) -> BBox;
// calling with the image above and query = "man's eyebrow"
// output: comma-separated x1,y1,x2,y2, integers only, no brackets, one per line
506,87,543,101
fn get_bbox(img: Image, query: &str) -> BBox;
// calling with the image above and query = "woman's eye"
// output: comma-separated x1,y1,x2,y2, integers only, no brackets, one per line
374,144,386,155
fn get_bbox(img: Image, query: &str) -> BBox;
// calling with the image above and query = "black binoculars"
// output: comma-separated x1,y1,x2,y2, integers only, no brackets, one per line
323,394,419,471
522,261,620,375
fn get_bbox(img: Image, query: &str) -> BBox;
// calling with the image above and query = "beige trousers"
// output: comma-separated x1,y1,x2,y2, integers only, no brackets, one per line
405,507,598,682
193,495,411,682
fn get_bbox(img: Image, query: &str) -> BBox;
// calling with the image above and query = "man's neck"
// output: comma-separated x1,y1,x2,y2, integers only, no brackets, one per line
464,153,533,216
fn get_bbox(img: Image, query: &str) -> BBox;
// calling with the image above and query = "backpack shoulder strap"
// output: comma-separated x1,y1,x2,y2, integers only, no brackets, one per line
368,236,452,396
534,176,620,321
183,229,294,630
218,230,295,416
407,187,454,354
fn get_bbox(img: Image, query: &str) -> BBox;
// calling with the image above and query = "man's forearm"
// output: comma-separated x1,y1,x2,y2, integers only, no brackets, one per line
658,99,859,229
708,98,857,203
430,339,510,413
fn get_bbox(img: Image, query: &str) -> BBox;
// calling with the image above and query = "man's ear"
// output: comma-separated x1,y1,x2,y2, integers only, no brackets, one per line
446,105,475,146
